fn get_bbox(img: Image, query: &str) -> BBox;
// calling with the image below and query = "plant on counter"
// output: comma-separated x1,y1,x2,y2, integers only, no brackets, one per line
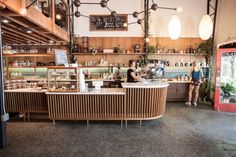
89,46,98,55
113,45,124,54
196,38,214,65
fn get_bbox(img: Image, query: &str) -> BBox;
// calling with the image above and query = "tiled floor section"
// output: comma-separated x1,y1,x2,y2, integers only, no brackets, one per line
0,102,236,157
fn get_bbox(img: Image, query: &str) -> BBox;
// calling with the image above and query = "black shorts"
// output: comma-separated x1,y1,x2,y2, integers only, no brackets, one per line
191,81,201,86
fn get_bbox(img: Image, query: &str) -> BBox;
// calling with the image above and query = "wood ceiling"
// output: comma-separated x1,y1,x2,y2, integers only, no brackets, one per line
1,6,69,46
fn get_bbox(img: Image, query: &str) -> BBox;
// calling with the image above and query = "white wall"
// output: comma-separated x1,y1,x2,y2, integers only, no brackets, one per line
215,0,236,45
74,0,207,37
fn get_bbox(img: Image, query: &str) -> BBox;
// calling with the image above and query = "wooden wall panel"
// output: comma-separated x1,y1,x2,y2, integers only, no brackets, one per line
74,37,204,52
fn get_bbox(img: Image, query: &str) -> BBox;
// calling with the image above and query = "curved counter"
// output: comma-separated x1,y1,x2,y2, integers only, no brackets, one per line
122,81,169,120
4,81,169,124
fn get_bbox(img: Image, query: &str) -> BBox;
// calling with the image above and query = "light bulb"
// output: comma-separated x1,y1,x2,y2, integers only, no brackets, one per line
26,30,32,34
123,23,128,27
56,14,62,20
145,37,150,43
177,7,183,12
2,19,9,23
20,8,27,15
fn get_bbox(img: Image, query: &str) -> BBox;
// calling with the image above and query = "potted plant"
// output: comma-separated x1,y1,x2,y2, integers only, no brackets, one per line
221,83,236,100
200,80,215,104
146,44,156,54
89,46,98,55
196,38,214,65
113,45,124,54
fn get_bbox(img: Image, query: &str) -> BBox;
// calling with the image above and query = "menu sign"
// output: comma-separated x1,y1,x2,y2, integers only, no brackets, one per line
90,14,128,31
54,49,68,66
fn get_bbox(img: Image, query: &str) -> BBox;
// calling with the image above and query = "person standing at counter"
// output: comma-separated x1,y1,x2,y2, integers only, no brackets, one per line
127,59,140,82
185,61,203,106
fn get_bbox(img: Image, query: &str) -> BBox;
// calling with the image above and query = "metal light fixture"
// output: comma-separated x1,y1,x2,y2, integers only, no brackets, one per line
74,0,81,7
199,15,213,40
73,0,117,18
126,1,182,29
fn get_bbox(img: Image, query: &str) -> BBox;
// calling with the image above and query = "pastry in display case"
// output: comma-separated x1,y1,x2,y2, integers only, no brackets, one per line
47,67,79,92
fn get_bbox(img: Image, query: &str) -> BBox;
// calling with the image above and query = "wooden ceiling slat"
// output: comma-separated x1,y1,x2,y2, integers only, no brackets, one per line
2,22,49,43
3,31,36,43
2,25,46,44
2,31,38,44
3,38,22,44
2,35,26,43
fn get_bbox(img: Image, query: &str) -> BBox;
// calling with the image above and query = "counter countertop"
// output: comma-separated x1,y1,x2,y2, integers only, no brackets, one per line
46,88,126,95
4,88,47,93
122,81,169,88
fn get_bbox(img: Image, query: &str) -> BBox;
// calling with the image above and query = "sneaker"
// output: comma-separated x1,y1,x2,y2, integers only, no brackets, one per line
185,102,191,106
193,102,197,106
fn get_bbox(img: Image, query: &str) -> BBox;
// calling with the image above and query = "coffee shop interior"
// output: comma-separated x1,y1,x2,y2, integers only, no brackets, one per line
0,0,236,156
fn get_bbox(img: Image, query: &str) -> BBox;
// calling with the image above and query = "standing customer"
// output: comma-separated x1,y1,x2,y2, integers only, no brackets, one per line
127,59,140,82
185,61,203,106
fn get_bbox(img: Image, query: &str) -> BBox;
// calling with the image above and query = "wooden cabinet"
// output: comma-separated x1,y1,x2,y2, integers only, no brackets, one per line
167,83,189,101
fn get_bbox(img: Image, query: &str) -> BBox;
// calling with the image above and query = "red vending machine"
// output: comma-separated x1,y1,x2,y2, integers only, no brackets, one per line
215,40,236,112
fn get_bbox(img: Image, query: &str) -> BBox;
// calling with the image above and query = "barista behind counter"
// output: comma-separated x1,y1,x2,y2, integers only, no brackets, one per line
127,59,146,82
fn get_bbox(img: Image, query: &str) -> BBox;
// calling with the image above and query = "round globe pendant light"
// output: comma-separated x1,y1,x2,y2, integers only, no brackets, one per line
168,15,181,40
199,15,213,40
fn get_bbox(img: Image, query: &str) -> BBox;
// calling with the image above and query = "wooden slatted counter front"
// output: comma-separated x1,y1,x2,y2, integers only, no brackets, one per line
46,89,126,123
4,88,48,120
122,82,169,121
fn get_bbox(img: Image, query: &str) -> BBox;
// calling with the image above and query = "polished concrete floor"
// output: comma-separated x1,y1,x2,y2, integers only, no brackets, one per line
0,102,236,157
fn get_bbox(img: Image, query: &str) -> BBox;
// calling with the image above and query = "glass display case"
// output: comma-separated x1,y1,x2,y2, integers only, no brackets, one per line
215,48,236,112
47,67,79,92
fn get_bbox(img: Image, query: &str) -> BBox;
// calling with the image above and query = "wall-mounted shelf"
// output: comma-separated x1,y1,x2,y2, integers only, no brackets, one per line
72,53,145,55
147,53,202,56
3,53,54,57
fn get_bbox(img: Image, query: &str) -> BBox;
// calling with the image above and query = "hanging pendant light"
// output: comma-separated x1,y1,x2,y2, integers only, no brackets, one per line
168,15,181,40
199,15,213,40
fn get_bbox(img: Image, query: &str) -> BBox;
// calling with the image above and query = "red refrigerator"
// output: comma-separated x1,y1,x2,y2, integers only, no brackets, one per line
215,47,236,112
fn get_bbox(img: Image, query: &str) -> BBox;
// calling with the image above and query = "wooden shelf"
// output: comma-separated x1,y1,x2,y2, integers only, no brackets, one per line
72,53,145,55
8,66,35,68
3,53,54,57
147,53,202,56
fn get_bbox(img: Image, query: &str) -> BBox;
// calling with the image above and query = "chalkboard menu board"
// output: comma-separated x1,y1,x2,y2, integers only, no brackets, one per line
90,14,128,31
